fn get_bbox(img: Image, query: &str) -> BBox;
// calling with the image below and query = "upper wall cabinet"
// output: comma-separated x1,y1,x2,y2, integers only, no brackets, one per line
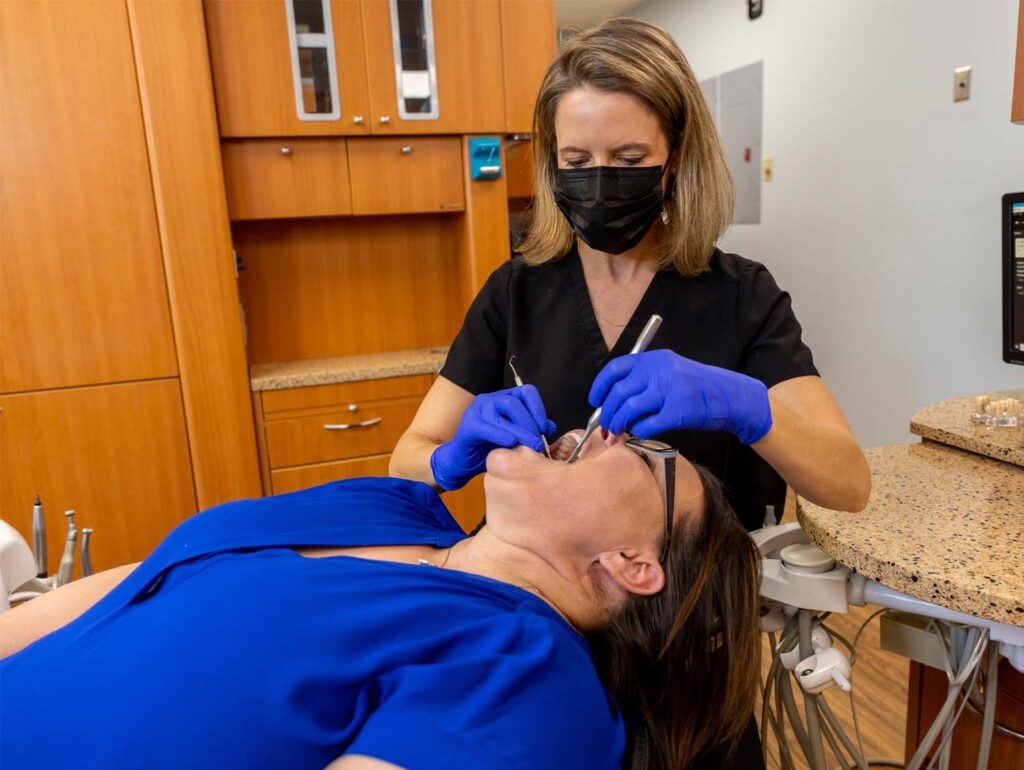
205,0,506,137
205,0,373,137
360,0,505,134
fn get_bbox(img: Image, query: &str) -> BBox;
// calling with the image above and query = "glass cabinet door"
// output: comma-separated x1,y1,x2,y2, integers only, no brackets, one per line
388,0,439,120
285,0,342,121
360,0,505,134
206,0,371,136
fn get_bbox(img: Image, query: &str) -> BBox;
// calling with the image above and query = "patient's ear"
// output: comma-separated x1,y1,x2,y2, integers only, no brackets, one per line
597,549,665,596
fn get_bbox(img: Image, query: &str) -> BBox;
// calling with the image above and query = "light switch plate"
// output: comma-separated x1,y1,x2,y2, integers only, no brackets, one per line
954,66,971,102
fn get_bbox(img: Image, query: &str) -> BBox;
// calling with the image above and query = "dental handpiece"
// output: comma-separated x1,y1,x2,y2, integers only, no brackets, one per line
508,357,552,459
32,495,47,578
565,313,664,464
56,527,78,587
80,528,94,578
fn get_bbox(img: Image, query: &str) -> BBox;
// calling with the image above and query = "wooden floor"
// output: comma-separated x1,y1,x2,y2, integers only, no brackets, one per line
756,503,910,770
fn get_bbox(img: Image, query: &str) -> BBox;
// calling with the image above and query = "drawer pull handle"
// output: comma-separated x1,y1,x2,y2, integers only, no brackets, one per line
400,145,412,155
279,146,292,157
324,417,382,431
379,115,391,125
353,115,365,125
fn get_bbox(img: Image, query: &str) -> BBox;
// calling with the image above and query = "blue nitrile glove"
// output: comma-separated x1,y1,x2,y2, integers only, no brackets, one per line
589,350,773,445
430,385,556,491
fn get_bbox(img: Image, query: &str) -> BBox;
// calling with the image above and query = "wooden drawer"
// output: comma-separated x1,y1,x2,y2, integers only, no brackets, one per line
347,137,464,215
265,397,420,468
271,454,391,494
221,138,352,220
261,374,431,416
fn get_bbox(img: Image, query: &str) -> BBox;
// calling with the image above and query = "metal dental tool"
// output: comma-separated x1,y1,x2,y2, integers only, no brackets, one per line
64,509,76,536
55,525,77,588
508,356,552,459
565,314,664,464
80,528,94,578
32,495,47,578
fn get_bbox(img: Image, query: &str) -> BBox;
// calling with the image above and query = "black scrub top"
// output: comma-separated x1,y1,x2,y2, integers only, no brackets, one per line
440,246,818,531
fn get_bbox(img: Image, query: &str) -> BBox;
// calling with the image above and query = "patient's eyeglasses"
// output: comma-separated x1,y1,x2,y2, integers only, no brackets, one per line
624,439,678,565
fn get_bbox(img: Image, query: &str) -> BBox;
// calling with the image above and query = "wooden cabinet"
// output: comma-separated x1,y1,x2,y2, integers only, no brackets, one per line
258,375,431,490
0,381,197,574
204,0,507,137
360,0,505,135
205,0,372,138
2,0,260,577
907,660,1024,768
0,0,178,394
348,137,464,214
500,0,557,133
222,138,353,220
256,374,485,531
272,455,392,494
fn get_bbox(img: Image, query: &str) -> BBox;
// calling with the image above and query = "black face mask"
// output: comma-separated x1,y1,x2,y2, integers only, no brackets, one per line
553,165,664,255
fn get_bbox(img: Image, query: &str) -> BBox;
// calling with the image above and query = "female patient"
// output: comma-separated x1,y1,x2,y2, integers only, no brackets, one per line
1,431,760,770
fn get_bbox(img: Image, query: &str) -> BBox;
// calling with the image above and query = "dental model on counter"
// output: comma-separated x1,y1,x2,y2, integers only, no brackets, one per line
970,395,1023,427
754,517,1023,770
0,497,95,611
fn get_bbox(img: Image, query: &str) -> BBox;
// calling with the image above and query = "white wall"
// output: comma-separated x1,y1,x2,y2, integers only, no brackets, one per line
628,0,1024,448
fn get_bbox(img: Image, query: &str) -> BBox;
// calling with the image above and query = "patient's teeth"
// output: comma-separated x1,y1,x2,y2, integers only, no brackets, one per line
550,429,585,462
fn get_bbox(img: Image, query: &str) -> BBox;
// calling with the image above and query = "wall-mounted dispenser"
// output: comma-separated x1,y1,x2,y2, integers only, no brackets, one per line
468,137,502,180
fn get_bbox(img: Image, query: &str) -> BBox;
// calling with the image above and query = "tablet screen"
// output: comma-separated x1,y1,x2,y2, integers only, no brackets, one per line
1010,200,1024,363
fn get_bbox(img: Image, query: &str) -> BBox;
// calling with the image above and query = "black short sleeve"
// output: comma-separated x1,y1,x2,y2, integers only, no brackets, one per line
439,260,512,395
738,262,818,388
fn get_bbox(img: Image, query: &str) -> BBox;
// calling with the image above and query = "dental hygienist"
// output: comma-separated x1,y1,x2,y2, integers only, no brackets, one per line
391,17,870,529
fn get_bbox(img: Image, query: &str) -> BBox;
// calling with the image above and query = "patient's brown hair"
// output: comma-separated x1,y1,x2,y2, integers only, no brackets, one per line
520,18,734,276
587,466,761,769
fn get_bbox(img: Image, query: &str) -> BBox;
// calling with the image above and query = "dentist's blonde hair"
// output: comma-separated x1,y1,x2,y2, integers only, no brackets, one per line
519,18,734,276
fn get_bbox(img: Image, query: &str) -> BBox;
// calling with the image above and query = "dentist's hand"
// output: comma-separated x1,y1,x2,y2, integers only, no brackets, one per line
589,350,773,444
430,386,555,491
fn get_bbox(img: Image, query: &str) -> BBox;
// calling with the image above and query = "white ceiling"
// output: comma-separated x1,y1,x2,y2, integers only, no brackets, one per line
557,0,646,28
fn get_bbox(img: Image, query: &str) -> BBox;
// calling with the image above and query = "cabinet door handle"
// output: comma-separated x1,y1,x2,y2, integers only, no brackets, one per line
279,145,292,157
400,145,412,155
379,115,391,125
353,115,365,125
324,417,382,431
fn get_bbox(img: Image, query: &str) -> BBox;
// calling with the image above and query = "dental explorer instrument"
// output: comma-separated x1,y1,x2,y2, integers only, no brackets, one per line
565,313,664,464
508,356,552,458
80,528,93,578
32,495,47,578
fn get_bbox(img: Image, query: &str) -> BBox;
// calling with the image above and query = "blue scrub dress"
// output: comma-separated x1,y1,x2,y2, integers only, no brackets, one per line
1,478,625,769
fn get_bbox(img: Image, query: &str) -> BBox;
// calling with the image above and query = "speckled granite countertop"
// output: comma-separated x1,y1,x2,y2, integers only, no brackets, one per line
910,390,1024,468
797,443,1024,627
250,347,448,391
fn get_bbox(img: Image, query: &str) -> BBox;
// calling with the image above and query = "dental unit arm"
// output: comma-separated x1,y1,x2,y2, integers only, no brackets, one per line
753,521,1024,770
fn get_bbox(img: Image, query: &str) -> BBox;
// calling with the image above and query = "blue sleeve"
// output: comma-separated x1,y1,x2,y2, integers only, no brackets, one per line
345,618,625,770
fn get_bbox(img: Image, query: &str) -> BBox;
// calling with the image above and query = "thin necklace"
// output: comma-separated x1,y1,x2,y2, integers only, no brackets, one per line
417,550,575,627
592,306,629,327
417,546,453,568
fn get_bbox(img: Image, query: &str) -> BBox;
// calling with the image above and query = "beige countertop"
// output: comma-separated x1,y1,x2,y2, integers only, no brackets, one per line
797,443,1024,627
910,389,1024,468
250,347,448,391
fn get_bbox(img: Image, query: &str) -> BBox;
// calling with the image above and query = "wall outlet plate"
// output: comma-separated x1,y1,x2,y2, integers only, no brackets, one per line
954,66,971,102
